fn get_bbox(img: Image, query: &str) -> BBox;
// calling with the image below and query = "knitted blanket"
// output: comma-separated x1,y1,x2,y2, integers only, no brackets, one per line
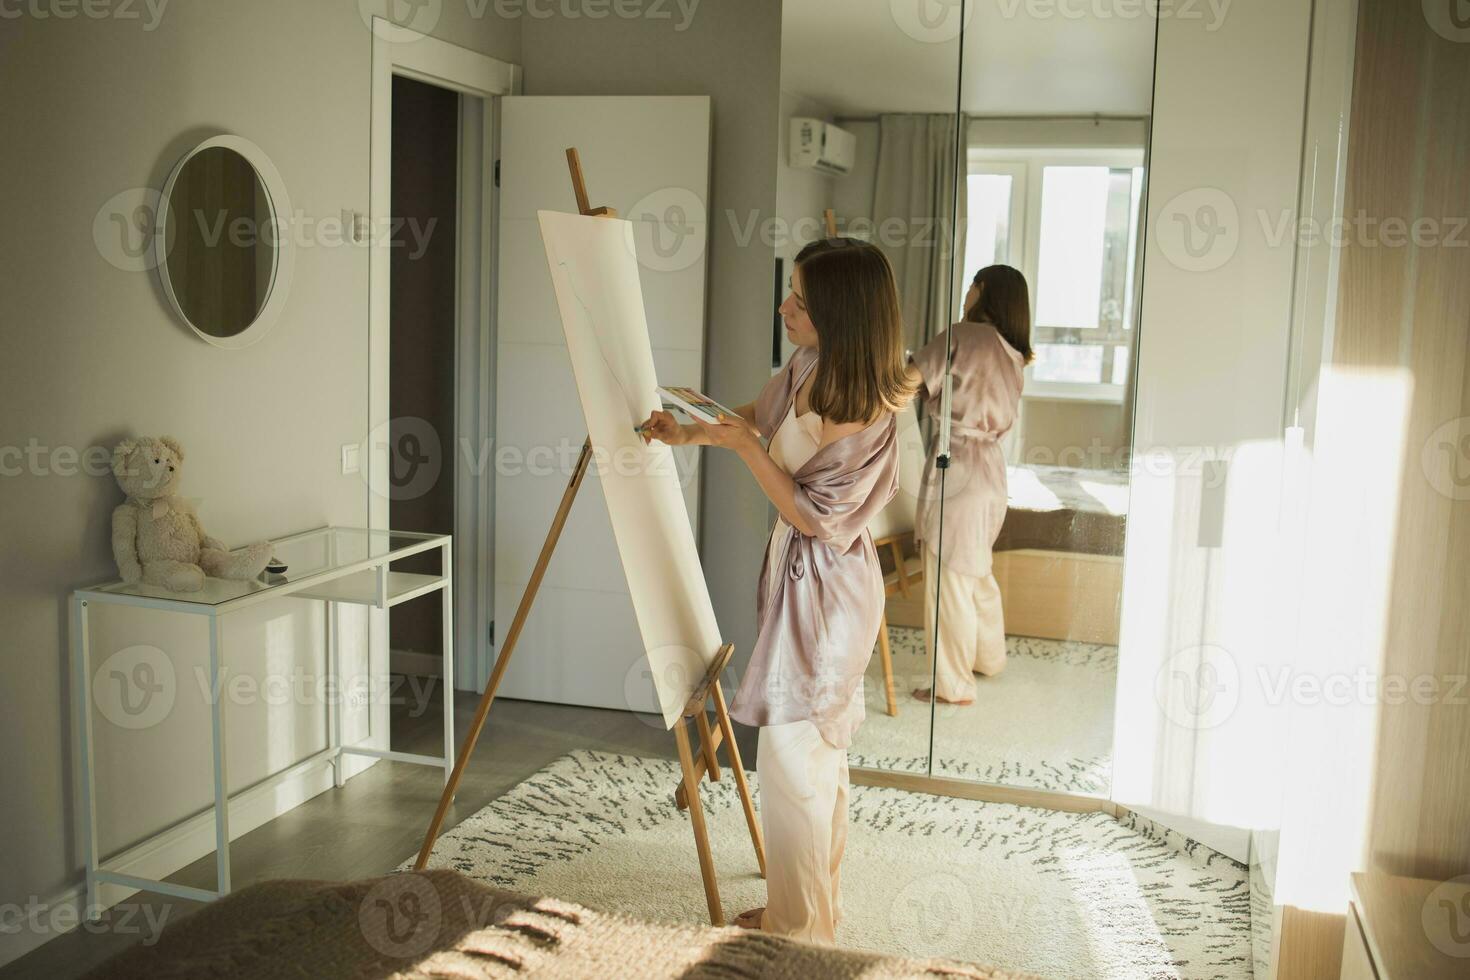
90,870,1034,979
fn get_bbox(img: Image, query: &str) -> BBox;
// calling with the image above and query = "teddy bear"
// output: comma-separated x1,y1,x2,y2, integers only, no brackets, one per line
110,436,273,592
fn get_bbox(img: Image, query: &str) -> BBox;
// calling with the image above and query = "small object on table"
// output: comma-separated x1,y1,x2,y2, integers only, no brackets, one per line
109,435,273,592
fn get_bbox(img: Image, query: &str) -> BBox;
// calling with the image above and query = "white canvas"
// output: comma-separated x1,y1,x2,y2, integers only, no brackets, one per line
536,209,722,729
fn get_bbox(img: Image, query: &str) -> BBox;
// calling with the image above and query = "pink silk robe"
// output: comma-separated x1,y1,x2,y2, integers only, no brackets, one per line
911,320,1026,578
728,346,900,749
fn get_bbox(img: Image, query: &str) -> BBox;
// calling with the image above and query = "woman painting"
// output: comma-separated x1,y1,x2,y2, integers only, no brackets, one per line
640,238,916,944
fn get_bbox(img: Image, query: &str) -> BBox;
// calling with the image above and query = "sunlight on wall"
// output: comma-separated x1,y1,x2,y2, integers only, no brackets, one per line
1114,364,1411,917
1110,451,1178,806
1112,437,1289,831
1274,366,1411,914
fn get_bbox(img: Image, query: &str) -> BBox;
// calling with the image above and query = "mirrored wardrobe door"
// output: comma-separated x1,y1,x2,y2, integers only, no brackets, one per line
927,4,1158,794
772,0,965,776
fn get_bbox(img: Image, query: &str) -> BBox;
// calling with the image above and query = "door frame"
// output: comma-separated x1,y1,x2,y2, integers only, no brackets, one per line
369,21,520,710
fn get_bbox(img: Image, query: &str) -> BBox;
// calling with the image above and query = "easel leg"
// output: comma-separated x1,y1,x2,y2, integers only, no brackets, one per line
712,681,766,878
877,612,897,717
890,539,911,598
674,719,724,926
694,710,720,782
415,438,593,870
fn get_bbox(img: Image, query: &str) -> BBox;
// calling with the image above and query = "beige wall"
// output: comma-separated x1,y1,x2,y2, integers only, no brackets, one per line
518,2,783,672
0,0,521,957
1268,3,1470,974
0,1,783,960
1341,0,1470,884
1017,397,1129,469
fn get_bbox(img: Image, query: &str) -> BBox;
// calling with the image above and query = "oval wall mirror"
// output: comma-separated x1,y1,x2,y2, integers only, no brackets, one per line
154,135,293,348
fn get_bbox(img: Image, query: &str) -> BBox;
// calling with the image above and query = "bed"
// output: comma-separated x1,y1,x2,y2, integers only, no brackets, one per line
995,464,1129,557
879,462,1130,646
991,464,1129,645
87,870,1031,979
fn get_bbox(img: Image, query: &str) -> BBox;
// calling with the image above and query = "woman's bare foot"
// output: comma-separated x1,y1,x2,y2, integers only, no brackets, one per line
734,907,764,930
911,687,974,706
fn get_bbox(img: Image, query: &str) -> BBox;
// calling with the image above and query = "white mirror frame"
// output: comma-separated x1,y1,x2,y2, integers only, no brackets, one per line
154,134,294,349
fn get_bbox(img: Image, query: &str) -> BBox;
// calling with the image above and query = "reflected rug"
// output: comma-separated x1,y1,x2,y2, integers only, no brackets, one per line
851,627,1117,793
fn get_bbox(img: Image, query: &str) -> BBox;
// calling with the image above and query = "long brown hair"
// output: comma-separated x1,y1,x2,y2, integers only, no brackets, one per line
794,238,918,424
965,264,1034,363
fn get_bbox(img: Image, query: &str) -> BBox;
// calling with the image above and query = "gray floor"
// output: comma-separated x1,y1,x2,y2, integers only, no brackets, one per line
2,686,758,980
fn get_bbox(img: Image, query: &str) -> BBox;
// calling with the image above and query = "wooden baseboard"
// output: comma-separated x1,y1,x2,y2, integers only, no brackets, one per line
850,765,1117,815
1274,905,1345,980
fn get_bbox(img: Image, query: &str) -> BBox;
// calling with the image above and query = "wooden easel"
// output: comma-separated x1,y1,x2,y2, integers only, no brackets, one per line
871,541,911,717
414,148,765,927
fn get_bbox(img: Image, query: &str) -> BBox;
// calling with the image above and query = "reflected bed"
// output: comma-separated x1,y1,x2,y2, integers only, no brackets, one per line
992,463,1130,645
997,463,1129,556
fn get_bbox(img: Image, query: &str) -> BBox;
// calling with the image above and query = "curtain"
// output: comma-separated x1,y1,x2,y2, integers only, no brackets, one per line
870,114,967,355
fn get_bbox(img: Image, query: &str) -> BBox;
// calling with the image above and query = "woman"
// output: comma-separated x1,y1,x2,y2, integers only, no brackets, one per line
640,238,915,945
910,264,1032,705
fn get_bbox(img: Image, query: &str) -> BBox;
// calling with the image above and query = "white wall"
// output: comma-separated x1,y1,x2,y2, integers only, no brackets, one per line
775,91,836,258
831,118,880,233
1111,0,1313,835
0,0,520,964
773,90,836,364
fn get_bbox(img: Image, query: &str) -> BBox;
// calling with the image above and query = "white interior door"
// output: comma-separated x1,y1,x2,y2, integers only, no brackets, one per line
493,96,711,713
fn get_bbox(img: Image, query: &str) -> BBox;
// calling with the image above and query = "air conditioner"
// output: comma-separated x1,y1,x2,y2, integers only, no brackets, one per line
789,118,855,177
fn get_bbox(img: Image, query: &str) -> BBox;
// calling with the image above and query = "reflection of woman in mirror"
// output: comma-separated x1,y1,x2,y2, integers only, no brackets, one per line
640,238,916,945
909,265,1033,705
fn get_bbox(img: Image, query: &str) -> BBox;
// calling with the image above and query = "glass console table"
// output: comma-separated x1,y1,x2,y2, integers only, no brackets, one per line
70,526,454,915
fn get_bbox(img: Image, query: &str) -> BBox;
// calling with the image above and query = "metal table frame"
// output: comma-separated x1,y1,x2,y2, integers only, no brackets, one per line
70,526,453,916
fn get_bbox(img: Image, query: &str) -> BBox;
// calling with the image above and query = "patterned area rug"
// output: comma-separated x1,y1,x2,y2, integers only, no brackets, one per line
852,627,1117,793
408,750,1251,980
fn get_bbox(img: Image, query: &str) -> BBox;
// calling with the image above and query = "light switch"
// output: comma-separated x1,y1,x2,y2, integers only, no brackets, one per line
341,209,368,244
341,443,360,475
1197,459,1228,548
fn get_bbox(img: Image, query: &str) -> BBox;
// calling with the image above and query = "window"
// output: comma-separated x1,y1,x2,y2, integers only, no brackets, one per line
1036,166,1113,331
962,148,1145,401
962,172,1015,275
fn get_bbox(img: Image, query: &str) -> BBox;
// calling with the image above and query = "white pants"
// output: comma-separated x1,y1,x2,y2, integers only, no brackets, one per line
756,720,849,945
923,547,1007,702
